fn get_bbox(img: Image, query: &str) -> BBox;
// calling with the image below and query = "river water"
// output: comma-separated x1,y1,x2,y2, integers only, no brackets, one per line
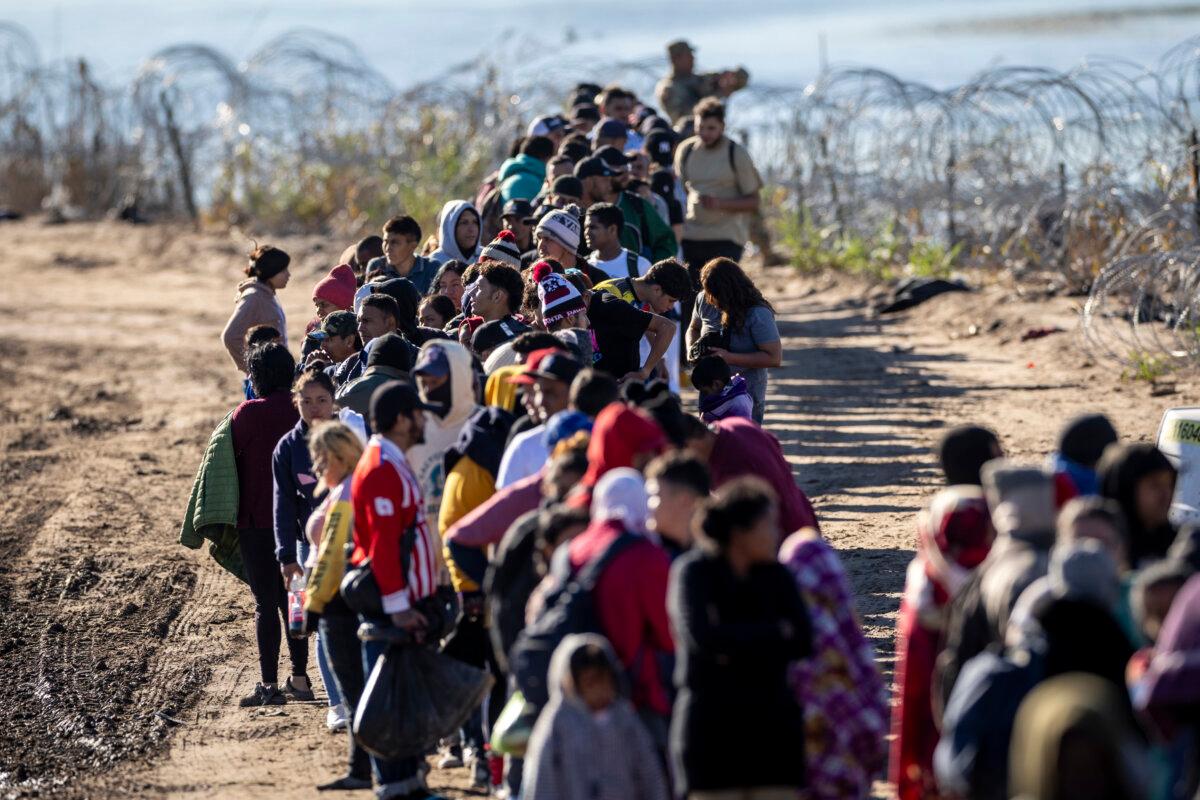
2,0,1199,92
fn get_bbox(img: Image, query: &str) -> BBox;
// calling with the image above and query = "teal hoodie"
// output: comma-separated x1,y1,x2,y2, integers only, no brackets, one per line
499,153,547,204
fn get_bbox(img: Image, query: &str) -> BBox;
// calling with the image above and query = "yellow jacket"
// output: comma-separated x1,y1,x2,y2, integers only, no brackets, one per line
305,479,354,614
440,455,497,593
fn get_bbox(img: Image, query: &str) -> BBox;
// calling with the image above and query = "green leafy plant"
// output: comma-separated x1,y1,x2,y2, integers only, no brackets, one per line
1122,351,1175,383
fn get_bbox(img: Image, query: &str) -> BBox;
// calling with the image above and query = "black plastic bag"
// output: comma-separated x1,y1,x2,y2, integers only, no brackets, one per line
354,637,494,760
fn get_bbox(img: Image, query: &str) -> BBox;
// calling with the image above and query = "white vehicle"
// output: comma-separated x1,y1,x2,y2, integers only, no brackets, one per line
1155,407,1200,527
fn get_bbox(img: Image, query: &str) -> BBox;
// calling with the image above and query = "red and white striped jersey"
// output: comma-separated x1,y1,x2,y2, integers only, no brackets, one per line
350,435,440,613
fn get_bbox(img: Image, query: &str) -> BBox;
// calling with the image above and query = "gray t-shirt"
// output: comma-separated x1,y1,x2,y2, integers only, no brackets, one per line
695,297,780,422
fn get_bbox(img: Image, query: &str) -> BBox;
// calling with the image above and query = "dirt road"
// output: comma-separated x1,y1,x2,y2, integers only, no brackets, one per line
0,221,1186,799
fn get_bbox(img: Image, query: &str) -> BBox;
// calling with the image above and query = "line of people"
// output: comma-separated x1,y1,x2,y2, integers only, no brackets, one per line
176,61,1200,800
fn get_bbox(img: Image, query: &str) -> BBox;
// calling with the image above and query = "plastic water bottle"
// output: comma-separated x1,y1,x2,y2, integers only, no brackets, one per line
287,574,307,639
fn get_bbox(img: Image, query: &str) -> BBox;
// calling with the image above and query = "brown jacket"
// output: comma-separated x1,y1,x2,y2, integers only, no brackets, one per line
221,279,287,371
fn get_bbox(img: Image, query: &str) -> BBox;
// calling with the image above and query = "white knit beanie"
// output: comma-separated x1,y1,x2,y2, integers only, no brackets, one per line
535,204,582,252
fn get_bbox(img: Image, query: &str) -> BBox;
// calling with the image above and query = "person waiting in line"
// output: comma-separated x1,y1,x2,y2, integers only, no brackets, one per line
271,369,349,714
668,477,812,800
417,295,456,331
645,452,710,558
782,526,888,800
348,380,446,800
430,200,482,267
674,98,762,285
523,635,670,800
302,421,370,790
221,244,291,374
500,199,537,257
231,343,309,707
499,136,555,204
686,257,781,424
585,202,651,281
427,260,466,310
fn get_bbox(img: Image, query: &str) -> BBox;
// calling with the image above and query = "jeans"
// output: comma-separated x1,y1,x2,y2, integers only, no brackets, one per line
317,632,342,707
237,528,308,685
361,624,424,799
319,611,371,781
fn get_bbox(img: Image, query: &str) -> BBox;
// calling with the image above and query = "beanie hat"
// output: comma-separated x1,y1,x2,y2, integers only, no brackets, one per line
535,205,582,252
534,261,587,326
312,263,356,311
479,230,523,269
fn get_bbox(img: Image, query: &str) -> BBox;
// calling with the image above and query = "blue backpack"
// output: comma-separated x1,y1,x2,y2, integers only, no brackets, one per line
509,533,637,710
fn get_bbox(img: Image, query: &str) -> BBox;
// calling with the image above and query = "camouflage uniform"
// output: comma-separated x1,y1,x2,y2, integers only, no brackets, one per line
655,71,724,124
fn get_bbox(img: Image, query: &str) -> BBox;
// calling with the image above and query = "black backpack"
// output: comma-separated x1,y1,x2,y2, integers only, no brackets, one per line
509,532,637,709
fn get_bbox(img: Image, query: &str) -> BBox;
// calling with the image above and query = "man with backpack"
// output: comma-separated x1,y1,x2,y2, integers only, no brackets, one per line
585,203,650,281
510,462,674,750
674,97,763,284
576,153,677,264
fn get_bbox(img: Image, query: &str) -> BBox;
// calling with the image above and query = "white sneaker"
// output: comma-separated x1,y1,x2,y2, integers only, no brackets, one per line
326,703,348,732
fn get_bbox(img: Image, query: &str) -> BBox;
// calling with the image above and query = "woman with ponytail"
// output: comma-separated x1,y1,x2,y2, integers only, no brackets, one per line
667,477,813,798
221,244,292,372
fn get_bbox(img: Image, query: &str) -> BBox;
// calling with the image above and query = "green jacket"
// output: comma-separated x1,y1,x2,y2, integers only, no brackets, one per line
179,412,246,583
334,365,408,421
617,191,677,263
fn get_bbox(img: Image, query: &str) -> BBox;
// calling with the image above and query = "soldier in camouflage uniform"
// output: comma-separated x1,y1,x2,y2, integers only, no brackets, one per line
656,41,782,265
654,40,748,125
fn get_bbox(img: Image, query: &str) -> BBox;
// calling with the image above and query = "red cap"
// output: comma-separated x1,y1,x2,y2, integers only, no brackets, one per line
507,347,558,385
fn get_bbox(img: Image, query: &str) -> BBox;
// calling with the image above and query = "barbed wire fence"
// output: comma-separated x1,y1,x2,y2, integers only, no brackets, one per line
4,24,1200,367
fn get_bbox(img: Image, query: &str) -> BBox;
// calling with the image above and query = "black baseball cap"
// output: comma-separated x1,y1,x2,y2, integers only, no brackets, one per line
552,175,585,199
644,130,676,166
570,103,600,123
308,310,357,340
501,198,535,222
370,379,437,433
558,139,591,164
472,319,519,355
366,332,413,371
596,118,628,140
532,352,583,385
593,145,631,173
574,156,615,180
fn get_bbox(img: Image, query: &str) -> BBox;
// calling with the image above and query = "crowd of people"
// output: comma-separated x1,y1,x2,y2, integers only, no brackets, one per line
178,40,1200,800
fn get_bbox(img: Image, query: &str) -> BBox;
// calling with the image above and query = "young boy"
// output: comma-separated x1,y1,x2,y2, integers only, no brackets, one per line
691,354,752,422
523,634,668,800
358,215,438,303
585,203,650,281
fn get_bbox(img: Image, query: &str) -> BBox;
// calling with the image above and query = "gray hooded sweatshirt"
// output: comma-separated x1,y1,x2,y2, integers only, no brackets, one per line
523,634,669,800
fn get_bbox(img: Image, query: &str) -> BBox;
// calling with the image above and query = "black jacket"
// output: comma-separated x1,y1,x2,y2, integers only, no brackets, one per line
667,550,812,793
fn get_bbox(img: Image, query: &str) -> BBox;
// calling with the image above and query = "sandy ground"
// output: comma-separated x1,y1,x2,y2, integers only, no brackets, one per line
0,220,1188,799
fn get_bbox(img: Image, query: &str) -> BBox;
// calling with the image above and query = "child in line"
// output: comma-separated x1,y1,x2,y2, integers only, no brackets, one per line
523,634,668,800
691,354,752,423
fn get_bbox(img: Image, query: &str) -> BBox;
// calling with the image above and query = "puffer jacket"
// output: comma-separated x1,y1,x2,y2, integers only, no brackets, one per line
179,412,246,583
499,154,547,204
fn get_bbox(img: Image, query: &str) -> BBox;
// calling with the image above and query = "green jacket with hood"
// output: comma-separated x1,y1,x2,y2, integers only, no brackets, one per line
617,190,678,263
179,412,247,583
499,154,547,204
334,364,409,422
